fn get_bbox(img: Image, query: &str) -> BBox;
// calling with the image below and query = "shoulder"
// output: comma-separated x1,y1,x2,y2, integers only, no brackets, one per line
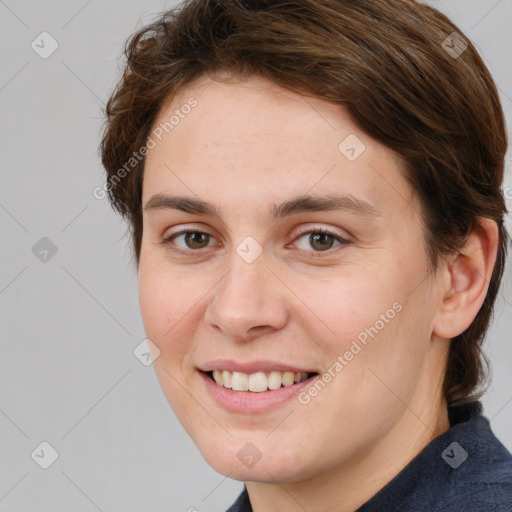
436,488,512,512
435,425,512,512
359,402,512,512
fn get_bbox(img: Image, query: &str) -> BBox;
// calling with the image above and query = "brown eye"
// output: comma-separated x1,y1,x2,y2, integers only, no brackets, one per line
294,229,346,253
183,232,211,249
164,230,216,252
308,232,336,251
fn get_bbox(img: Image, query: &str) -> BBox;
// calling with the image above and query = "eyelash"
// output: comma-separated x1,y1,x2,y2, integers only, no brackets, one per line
161,226,352,258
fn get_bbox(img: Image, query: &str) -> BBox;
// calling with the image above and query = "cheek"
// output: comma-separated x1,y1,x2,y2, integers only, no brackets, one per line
138,259,189,352
138,270,169,339
138,256,209,381
305,259,432,398
296,267,405,357
138,245,188,324
138,261,201,419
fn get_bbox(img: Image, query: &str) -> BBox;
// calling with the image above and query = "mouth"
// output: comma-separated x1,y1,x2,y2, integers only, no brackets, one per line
197,360,321,413
202,369,319,392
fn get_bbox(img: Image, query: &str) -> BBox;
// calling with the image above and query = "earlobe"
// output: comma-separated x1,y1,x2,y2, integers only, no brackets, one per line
433,218,499,340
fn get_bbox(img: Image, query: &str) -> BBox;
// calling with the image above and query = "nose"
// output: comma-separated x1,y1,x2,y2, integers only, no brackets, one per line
204,252,289,343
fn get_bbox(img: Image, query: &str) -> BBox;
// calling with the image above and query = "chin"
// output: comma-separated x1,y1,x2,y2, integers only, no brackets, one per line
195,435,315,484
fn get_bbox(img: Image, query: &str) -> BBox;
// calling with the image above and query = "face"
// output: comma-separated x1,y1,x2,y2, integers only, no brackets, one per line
138,74,448,484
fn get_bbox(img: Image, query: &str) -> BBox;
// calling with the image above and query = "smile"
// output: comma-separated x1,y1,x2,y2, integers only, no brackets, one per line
199,369,320,413
209,370,314,392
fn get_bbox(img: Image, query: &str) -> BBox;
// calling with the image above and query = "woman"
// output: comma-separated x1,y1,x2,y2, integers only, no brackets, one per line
100,0,512,510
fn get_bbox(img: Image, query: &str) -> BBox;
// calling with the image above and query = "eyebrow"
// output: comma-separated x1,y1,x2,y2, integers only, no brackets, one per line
143,192,380,221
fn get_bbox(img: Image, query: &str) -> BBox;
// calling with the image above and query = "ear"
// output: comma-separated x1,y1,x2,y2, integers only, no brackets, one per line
433,218,499,340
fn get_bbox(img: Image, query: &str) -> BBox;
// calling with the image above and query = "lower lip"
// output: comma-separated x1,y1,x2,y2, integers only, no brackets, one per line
199,371,318,413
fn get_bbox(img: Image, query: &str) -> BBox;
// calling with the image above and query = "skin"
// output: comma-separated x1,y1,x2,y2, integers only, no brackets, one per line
138,74,498,512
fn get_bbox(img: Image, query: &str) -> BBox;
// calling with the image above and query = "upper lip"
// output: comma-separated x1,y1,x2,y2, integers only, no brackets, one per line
198,359,317,374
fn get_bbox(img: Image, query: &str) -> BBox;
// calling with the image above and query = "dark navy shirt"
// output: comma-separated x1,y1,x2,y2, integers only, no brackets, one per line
226,401,512,511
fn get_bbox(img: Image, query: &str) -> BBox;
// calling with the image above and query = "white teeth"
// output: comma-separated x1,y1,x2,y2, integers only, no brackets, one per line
282,371,295,387
231,371,249,391
268,371,282,390
248,372,267,392
209,370,310,391
222,370,232,389
213,370,223,386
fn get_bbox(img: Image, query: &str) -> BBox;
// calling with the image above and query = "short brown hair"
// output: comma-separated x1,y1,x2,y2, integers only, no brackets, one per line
100,0,509,406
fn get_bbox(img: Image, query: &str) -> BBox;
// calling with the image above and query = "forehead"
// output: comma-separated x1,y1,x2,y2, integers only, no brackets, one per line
143,74,417,223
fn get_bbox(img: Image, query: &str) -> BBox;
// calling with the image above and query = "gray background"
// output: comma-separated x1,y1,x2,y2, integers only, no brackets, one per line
0,1,511,511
